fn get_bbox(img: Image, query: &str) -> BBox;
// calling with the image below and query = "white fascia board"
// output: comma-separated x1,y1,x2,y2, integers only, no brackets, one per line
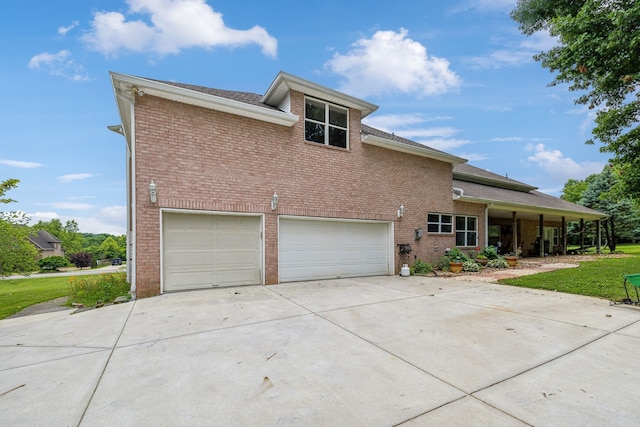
110,72,299,127
261,72,379,118
361,133,467,165
457,195,608,221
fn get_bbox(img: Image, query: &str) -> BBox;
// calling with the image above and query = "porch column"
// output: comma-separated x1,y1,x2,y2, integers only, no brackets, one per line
512,211,518,256
596,220,601,254
561,216,567,255
580,218,585,251
539,214,544,257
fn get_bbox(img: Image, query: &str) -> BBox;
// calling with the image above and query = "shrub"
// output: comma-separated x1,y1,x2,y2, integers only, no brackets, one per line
479,246,500,260
412,259,433,275
68,272,130,306
462,261,481,272
487,258,509,268
38,255,70,271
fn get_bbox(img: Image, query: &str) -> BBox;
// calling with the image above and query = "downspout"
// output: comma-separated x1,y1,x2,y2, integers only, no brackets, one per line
485,203,494,247
129,97,137,299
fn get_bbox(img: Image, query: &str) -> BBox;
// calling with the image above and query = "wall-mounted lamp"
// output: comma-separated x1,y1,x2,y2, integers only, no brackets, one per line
149,180,157,204
397,204,405,218
270,192,278,211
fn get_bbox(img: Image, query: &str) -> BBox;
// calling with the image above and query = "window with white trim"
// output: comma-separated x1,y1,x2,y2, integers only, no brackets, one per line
427,213,453,234
305,97,349,148
456,215,478,246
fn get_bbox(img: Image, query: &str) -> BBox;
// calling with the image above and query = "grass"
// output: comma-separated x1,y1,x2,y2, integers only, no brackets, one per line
499,243,640,301
0,276,71,320
0,272,130,320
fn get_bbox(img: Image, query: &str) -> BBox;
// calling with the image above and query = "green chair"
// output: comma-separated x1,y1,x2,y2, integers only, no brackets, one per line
623,274,640,304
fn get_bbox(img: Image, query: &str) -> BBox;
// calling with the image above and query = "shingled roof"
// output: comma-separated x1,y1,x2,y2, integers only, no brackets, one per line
452,164,606,221
28,230,61,250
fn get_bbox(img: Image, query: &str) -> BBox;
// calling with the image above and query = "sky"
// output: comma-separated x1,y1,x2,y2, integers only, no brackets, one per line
1,0,610,236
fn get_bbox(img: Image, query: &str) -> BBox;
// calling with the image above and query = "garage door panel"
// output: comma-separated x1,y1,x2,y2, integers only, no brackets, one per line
163,213,262,291
279,218,391,282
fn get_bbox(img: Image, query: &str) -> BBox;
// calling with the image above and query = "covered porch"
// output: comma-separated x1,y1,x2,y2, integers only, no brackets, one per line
485,206,605,257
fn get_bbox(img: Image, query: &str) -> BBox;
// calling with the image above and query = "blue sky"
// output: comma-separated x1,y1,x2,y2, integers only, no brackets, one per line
1,0,609,235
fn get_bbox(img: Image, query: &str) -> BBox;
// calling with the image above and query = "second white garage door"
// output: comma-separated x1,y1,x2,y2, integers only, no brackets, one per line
279,218,392,282
162,212,262,292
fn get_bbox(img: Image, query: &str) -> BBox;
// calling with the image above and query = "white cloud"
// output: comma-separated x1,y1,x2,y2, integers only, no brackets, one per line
326,29,461,98
452,0,516,13
363,113,472,151
50,202,95,210
28,50,90,81
82,0,277,58
28,207,126,235
490,137,524,142
0,159,43,168
459,152,489,161
27,211,60,223
58,21,79,36
467,31,558,69
364,114,452,130
58,173,92,183
75,206,127,235
526,143,606,182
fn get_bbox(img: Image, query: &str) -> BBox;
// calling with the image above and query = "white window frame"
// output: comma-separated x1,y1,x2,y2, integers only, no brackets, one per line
455,215,478,247
427,213,453,234
304,97,349,149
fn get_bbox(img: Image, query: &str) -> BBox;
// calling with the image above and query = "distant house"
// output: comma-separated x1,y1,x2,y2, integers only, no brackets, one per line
28,230,65,259
109,71,607,299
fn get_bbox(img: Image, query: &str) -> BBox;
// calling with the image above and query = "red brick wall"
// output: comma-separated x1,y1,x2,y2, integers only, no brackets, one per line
133,90,459,296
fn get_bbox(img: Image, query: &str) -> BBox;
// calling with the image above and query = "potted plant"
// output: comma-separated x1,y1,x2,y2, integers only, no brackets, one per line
476,254,488,266
444,248,464,273
504,253,518,267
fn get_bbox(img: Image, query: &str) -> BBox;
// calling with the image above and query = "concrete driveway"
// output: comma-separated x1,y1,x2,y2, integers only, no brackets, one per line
1,276,639,426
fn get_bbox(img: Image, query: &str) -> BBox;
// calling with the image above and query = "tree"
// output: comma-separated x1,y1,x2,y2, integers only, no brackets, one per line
0,179,39,275
579,166,640,250
69,252,93,269
512,1,640,197
99,236,124,259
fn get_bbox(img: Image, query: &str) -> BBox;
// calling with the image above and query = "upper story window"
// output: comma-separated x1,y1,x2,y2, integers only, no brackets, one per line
305,97,349,149
427,213,453,234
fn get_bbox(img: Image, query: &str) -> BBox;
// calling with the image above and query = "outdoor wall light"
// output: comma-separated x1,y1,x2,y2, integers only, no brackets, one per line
397,204,405,218
270,192,278,210
149,180,157,203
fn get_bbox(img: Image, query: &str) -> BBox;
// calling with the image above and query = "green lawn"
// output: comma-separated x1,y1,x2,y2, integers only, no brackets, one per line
500,243,640,301
0,276,71,320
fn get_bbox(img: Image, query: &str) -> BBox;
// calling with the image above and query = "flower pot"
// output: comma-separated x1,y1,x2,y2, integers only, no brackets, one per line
476,258,488,266
505,256,518,267
449,262,463,273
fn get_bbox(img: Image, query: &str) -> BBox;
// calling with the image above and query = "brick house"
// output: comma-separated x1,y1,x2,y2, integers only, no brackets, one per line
110,71,606,298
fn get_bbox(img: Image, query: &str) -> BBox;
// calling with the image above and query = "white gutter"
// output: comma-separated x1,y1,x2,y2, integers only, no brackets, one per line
110,72,299,127
361,134,467,165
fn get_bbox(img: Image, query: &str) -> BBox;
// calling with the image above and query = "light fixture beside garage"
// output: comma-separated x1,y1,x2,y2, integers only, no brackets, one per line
270,192,278,210
397,204,405,218
149,180,157,204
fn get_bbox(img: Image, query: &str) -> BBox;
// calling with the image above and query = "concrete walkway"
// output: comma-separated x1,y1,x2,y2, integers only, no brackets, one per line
1,276,639,426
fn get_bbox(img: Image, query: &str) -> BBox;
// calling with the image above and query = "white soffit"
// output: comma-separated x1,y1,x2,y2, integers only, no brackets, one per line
110,72,299,127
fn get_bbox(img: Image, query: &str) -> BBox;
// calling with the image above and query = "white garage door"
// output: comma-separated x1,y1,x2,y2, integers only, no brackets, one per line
162,212,262,292
279,218,391,282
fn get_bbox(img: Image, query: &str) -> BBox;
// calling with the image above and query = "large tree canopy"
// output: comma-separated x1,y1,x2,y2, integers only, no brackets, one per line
0,179,38,275
512,0,640,189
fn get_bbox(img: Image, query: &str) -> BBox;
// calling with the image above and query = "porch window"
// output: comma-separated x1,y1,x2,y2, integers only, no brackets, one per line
537,226,560,246
305,97,349,148
455,215,478,246
427,213,453,234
